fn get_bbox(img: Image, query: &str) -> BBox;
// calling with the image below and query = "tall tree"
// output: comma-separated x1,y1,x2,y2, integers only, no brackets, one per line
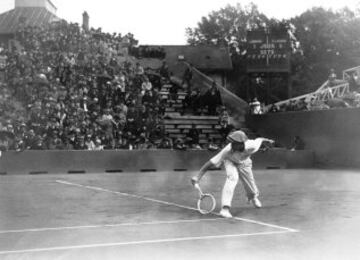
186,3,271,56
290,7,360,93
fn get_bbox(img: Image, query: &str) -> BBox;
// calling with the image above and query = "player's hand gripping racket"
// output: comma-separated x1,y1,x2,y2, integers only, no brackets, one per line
192,180,216,215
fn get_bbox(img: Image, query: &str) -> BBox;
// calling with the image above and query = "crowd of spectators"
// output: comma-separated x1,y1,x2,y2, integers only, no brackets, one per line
0,21,230,152
181,82,223,116
0,21,176,151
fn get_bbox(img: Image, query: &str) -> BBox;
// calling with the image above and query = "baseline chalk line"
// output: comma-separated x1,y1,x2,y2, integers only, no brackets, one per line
0,230,294,255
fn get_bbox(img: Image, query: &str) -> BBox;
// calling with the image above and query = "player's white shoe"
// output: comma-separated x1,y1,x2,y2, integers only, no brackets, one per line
250,197,262,208
219,208,232,218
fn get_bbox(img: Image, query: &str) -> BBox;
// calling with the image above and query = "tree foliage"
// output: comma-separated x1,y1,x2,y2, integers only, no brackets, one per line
290,7,360,92
186,3,271,56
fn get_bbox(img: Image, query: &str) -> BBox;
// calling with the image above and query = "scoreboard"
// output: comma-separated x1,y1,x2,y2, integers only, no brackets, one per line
246,29,291,73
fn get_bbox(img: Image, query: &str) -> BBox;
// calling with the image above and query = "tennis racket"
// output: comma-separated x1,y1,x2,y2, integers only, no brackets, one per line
193,183,216,214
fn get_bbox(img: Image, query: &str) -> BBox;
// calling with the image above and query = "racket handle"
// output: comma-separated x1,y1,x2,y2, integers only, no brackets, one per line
194,183,203,196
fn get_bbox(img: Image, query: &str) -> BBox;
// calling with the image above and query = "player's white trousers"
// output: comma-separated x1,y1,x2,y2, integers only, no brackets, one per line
221,161,259,208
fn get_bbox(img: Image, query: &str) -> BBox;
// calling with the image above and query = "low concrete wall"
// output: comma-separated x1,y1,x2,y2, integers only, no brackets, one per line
247,107,360,167
0,149,313,175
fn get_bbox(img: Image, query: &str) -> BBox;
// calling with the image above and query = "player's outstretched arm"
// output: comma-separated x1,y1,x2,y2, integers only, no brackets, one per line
191,160,214,186
260,137,275,144
247,137,275,154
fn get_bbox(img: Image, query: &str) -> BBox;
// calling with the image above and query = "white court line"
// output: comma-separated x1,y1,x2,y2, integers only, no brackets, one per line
0,218,225,234
0,230,293,255
55,180,299,233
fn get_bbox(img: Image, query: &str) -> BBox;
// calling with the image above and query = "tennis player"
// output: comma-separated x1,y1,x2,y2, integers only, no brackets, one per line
191,130,274,218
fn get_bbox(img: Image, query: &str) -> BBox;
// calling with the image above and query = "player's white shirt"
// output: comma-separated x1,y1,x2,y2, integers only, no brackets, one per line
210,139,264,168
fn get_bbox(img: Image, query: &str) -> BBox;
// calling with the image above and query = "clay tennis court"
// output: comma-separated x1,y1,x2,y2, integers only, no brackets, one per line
1,169,360,259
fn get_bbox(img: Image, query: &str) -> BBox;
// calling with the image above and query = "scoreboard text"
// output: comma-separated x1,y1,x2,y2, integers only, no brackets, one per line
246,29,290,73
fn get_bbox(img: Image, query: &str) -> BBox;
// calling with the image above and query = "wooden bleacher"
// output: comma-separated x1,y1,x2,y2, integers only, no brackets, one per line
163,115,223,144
158,80,257,146
159,83,186,114
158,82,224,144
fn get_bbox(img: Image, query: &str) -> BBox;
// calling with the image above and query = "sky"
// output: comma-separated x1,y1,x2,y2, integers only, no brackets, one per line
0,0,359,45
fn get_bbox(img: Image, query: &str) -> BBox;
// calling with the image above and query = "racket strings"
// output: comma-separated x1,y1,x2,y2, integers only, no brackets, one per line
198,194,216,214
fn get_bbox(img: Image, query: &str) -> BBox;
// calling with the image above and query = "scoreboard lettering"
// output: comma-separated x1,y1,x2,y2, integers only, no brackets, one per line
246,29,290,73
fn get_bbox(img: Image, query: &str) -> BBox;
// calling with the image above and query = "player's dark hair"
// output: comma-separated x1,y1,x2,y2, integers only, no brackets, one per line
231,141,245,152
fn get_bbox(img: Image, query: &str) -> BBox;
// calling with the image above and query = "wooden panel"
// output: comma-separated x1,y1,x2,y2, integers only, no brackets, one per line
164,119,219,125
202,129,219,134
195,125,213,129
166,129,181,133
176,125,193,129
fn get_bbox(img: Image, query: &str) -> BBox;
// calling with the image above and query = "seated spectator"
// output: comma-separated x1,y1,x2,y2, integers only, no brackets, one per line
33,136,45,150
219,122,234,143
116,101,128,115
98,108,114,136
85,134,95,150
141,77,152,96
205,138,220,151
103,135,116,150
183,89,201,115
168,83,182,105
62,138,74,150
0,137,9,152
125,106,137,133
134,62,144,76
136,136,154,150
24,129,37,149
113,114,126,132
142,90,155,106
117,136,131,149
12,137,26,151
269,104,280,113
138,105,149,121
93,138,104,150
173,138,187,151
159,61,170,80
114,79,126,101
181,64,193,90
157,137,173,149
219,106,230,128
74,135,87,150
204,82,222,115
186,124,201,149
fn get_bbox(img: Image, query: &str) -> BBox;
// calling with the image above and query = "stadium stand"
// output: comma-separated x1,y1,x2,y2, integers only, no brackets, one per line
0,9,250,152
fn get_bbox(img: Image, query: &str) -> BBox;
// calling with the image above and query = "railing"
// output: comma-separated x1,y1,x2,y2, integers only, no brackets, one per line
265,82,350,110
314,83,349,101
265,65,359,110
181,61,248,127
315,80,330,92
182,61,248,114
